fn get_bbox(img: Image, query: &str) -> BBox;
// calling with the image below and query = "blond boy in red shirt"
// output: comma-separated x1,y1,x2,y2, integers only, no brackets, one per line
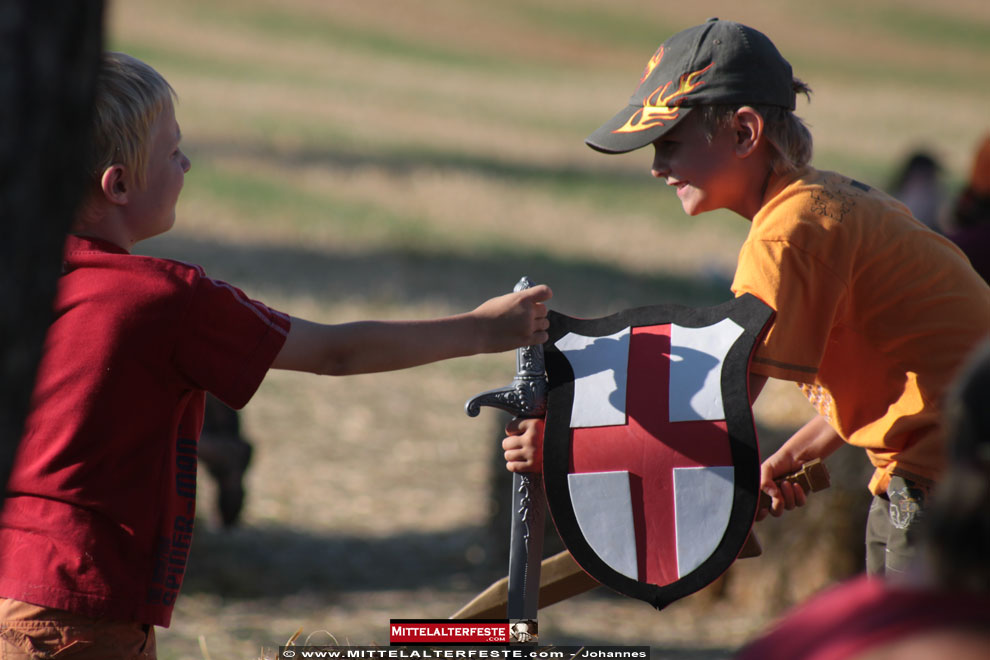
0,52,551,659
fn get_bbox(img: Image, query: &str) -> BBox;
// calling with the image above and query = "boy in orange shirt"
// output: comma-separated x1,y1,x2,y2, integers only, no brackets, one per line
504,18,990,578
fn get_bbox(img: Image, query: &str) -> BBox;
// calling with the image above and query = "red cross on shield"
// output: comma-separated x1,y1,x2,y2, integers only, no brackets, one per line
542,294,773,610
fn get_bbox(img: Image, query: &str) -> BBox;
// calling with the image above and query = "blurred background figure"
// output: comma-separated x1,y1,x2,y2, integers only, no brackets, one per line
198,395,253,529
921,339,990,594
947,133,990,284
734,340,990,660
889,150,947,234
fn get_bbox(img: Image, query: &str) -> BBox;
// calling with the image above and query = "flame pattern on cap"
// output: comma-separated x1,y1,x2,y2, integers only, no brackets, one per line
614,54,713,135
639,46,665,83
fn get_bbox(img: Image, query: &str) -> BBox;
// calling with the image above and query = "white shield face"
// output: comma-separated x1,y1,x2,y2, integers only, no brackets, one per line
542,294,773,609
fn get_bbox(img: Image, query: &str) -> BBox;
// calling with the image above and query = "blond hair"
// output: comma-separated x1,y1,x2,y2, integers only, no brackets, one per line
88,52,176,188
699,78,814,176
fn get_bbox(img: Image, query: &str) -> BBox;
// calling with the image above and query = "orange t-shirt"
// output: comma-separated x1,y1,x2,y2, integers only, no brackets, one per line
732,167,990,493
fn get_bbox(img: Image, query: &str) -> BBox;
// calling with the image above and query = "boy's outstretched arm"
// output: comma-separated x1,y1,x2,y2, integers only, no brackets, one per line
271,284,551,376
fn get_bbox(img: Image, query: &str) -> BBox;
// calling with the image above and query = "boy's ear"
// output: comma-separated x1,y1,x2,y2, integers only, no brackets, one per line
99,165,129,205
732,107,764,159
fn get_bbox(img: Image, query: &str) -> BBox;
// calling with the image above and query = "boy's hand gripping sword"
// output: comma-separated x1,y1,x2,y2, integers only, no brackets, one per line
464,277,547,627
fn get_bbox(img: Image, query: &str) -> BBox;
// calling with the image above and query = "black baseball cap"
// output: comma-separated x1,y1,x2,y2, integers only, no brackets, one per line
586,18,796,154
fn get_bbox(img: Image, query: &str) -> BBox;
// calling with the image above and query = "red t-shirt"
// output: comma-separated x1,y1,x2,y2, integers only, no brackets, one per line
734,575,990,660
0,235,290,626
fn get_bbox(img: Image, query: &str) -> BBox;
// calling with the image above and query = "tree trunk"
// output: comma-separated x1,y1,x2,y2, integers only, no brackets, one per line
0,2,104,492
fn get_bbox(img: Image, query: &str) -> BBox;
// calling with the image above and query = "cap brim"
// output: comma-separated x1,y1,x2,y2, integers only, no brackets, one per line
585,104,695,155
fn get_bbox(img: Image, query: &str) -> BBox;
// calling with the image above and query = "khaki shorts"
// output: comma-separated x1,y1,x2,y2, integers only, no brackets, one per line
0,599,155,659
865,475,929,576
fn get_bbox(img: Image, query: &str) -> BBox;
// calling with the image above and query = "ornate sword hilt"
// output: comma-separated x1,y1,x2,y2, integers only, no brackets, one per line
465,277,547,420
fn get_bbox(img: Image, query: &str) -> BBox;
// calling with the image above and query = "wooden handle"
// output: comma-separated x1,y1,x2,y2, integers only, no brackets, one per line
757,457,831,509
451,550,598,620
741,458,832,559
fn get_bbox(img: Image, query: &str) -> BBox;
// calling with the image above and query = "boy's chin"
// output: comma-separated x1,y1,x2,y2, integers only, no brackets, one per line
680,196,721,216
676,191,705,216
680,201,705,216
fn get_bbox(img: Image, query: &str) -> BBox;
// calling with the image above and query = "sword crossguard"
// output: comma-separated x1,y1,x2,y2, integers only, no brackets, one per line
465,277,548,420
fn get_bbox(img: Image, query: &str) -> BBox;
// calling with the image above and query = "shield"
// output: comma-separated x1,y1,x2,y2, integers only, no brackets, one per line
542,293,773,610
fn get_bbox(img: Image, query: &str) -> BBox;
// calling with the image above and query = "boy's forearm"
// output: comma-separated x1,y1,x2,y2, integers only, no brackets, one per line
777,414,844,464
273,315,483,376
271,286,550,376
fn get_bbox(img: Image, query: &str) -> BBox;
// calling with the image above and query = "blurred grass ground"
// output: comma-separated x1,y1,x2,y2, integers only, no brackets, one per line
106,0,990,657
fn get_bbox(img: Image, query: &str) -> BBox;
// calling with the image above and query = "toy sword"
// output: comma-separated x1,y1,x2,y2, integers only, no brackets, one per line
464,277,548,634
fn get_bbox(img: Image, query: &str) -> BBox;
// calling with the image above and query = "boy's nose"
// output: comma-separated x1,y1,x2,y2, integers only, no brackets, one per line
651,148,670,179
651,163,669,179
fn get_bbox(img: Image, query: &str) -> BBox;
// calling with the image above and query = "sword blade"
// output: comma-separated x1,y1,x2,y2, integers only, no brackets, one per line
507,471,545,620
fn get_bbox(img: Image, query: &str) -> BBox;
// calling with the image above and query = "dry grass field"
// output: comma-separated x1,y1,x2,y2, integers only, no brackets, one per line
104,1,990,658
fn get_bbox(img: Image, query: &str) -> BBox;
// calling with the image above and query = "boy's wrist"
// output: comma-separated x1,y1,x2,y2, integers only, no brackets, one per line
460,310,490,356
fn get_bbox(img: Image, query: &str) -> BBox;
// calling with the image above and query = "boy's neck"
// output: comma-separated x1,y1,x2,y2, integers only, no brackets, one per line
749,167,777,219
72,200,138,251
733,167,777,221
739,161,804,222
717,123,787,222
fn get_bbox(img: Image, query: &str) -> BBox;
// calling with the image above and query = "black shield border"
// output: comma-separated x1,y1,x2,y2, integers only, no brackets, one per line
543,293,774,610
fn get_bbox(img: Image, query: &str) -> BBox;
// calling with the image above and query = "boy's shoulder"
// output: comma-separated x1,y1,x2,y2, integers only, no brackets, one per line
65,235,205,281
776,167,879,201
761,167,906,229
62,234,212,311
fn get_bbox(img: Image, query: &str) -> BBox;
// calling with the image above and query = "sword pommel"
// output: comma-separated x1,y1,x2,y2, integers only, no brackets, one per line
465,277,548,419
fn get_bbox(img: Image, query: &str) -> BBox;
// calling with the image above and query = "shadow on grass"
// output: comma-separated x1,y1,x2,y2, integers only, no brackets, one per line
140,232,733,319
183,520,741,658
183,521,740,657
185,418,814,602
182,522,490,599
